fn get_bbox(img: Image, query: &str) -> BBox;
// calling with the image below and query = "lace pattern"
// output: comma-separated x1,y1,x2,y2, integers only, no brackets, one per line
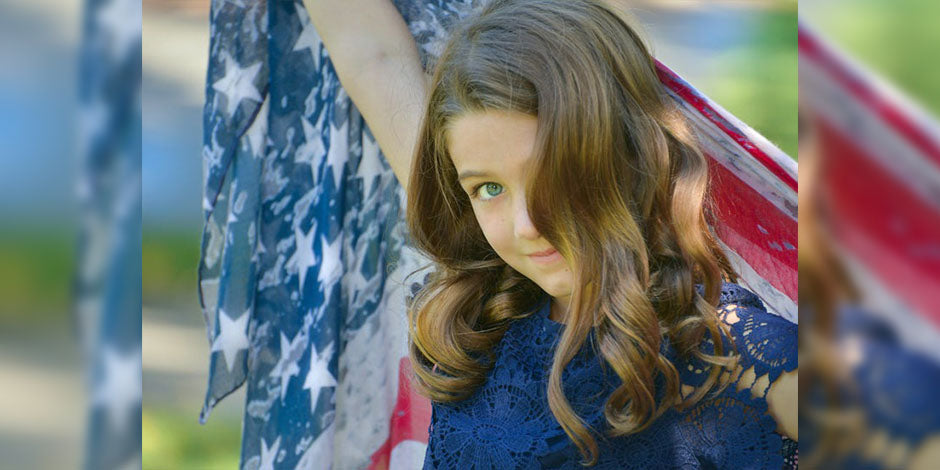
422,282,797,469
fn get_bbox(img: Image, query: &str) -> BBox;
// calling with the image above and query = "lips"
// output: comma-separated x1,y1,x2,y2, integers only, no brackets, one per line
528,248,557,257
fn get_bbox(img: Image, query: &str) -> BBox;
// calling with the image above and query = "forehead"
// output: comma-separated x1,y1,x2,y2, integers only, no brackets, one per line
447,110,539,179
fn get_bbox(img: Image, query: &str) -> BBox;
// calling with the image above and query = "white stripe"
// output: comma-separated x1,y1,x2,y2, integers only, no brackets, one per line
717,238,798,324
839,250,940,364
800,46,940,211
669,79,797,181
668,89,798,221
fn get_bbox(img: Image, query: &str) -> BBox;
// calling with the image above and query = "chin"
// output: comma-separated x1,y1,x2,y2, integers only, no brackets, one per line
536,276,572,299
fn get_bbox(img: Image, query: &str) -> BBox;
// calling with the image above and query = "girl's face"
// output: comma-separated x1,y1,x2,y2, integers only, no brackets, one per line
447,110,575,310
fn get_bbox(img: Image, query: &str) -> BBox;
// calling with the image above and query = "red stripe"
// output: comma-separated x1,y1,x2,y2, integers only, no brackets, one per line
708,159,798,302
369,357,432,469
655,61,798,192
818,120,940,325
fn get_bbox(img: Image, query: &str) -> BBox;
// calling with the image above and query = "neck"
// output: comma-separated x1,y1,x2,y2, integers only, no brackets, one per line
549,296,569,324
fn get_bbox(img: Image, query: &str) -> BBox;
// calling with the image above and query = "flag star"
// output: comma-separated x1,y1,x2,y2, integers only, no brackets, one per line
96,0,141,60
244,97,269,158
293,24,322,70
287,223,317,290
92,346,142,432
210,308,250,372
295,117,325,170
271,332,305,401
203,127,225,171
258,436,281,470
317,234,342,287
302,341,337,414
212,51,263,119
344,252,383,306
292,1,321,70
325,119,349,189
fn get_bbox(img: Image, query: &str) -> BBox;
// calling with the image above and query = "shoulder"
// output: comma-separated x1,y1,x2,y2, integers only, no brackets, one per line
709,282,798,440
689,282,797,365
711,282,789,330
704,282,798,379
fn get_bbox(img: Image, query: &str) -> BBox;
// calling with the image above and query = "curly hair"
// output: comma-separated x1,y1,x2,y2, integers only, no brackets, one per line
405,0,739,465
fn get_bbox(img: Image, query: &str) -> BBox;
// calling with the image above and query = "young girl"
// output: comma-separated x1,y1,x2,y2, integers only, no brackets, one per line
306,0,796,467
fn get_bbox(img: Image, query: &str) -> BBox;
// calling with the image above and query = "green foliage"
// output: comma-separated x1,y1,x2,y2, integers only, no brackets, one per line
143,230,202,305
702,8,798,160
0,231,75,320
804,0,940,117
143,407,242,470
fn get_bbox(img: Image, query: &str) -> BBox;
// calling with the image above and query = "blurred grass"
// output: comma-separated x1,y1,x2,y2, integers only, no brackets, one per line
0,229,75,321
802,0,940,117
143,407,241,470
143,228,201,308
0,227,202,319
704,7,797,159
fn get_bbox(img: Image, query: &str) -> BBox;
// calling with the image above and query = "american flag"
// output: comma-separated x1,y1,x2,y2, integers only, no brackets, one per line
197,1,796,468
75,0,143,468
799,22,940,359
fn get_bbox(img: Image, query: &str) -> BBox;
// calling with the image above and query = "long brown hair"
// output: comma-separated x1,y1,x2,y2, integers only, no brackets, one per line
405,0,738,464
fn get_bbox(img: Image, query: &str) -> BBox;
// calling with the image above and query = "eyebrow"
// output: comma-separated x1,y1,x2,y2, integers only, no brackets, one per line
457,170,493,182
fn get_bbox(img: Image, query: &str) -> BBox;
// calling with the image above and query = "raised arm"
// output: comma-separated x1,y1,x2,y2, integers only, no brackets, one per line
301,0,430,192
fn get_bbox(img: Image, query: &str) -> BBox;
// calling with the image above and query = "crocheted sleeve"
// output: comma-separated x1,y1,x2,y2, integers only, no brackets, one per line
682,282,799,469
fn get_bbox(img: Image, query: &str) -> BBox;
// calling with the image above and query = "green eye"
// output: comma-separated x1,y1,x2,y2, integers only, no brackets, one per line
474,182,504,201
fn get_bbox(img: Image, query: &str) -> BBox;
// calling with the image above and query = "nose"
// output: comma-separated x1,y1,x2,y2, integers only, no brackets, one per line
513,195,541,240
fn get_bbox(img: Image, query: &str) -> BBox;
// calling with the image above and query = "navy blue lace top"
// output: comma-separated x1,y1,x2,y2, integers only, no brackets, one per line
422,282,798,469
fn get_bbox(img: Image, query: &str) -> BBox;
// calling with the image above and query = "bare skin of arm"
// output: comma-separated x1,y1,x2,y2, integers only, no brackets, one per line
300,0,429,192
719,305,798,440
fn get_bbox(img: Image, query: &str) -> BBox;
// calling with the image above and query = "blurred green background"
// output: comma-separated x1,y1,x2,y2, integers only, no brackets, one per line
801,0,940,117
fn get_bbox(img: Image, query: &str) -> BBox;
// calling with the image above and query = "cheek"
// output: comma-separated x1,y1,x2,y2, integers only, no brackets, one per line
473,209,512,256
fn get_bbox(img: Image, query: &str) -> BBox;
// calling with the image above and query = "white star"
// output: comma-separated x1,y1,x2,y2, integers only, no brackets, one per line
92,346,141,432
344,244,383,307
286,222,317,290
96,0,141,60
293,3,322,70
317,233,343,307
317,234,343,285
294,1,311,22
271,332,305,401
244,97,269,158
203,126,225,171
325,118,349,189
212,51,263,119
210,308,250,372
302,341,337,414
258,436,281,470
295,116,325,170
